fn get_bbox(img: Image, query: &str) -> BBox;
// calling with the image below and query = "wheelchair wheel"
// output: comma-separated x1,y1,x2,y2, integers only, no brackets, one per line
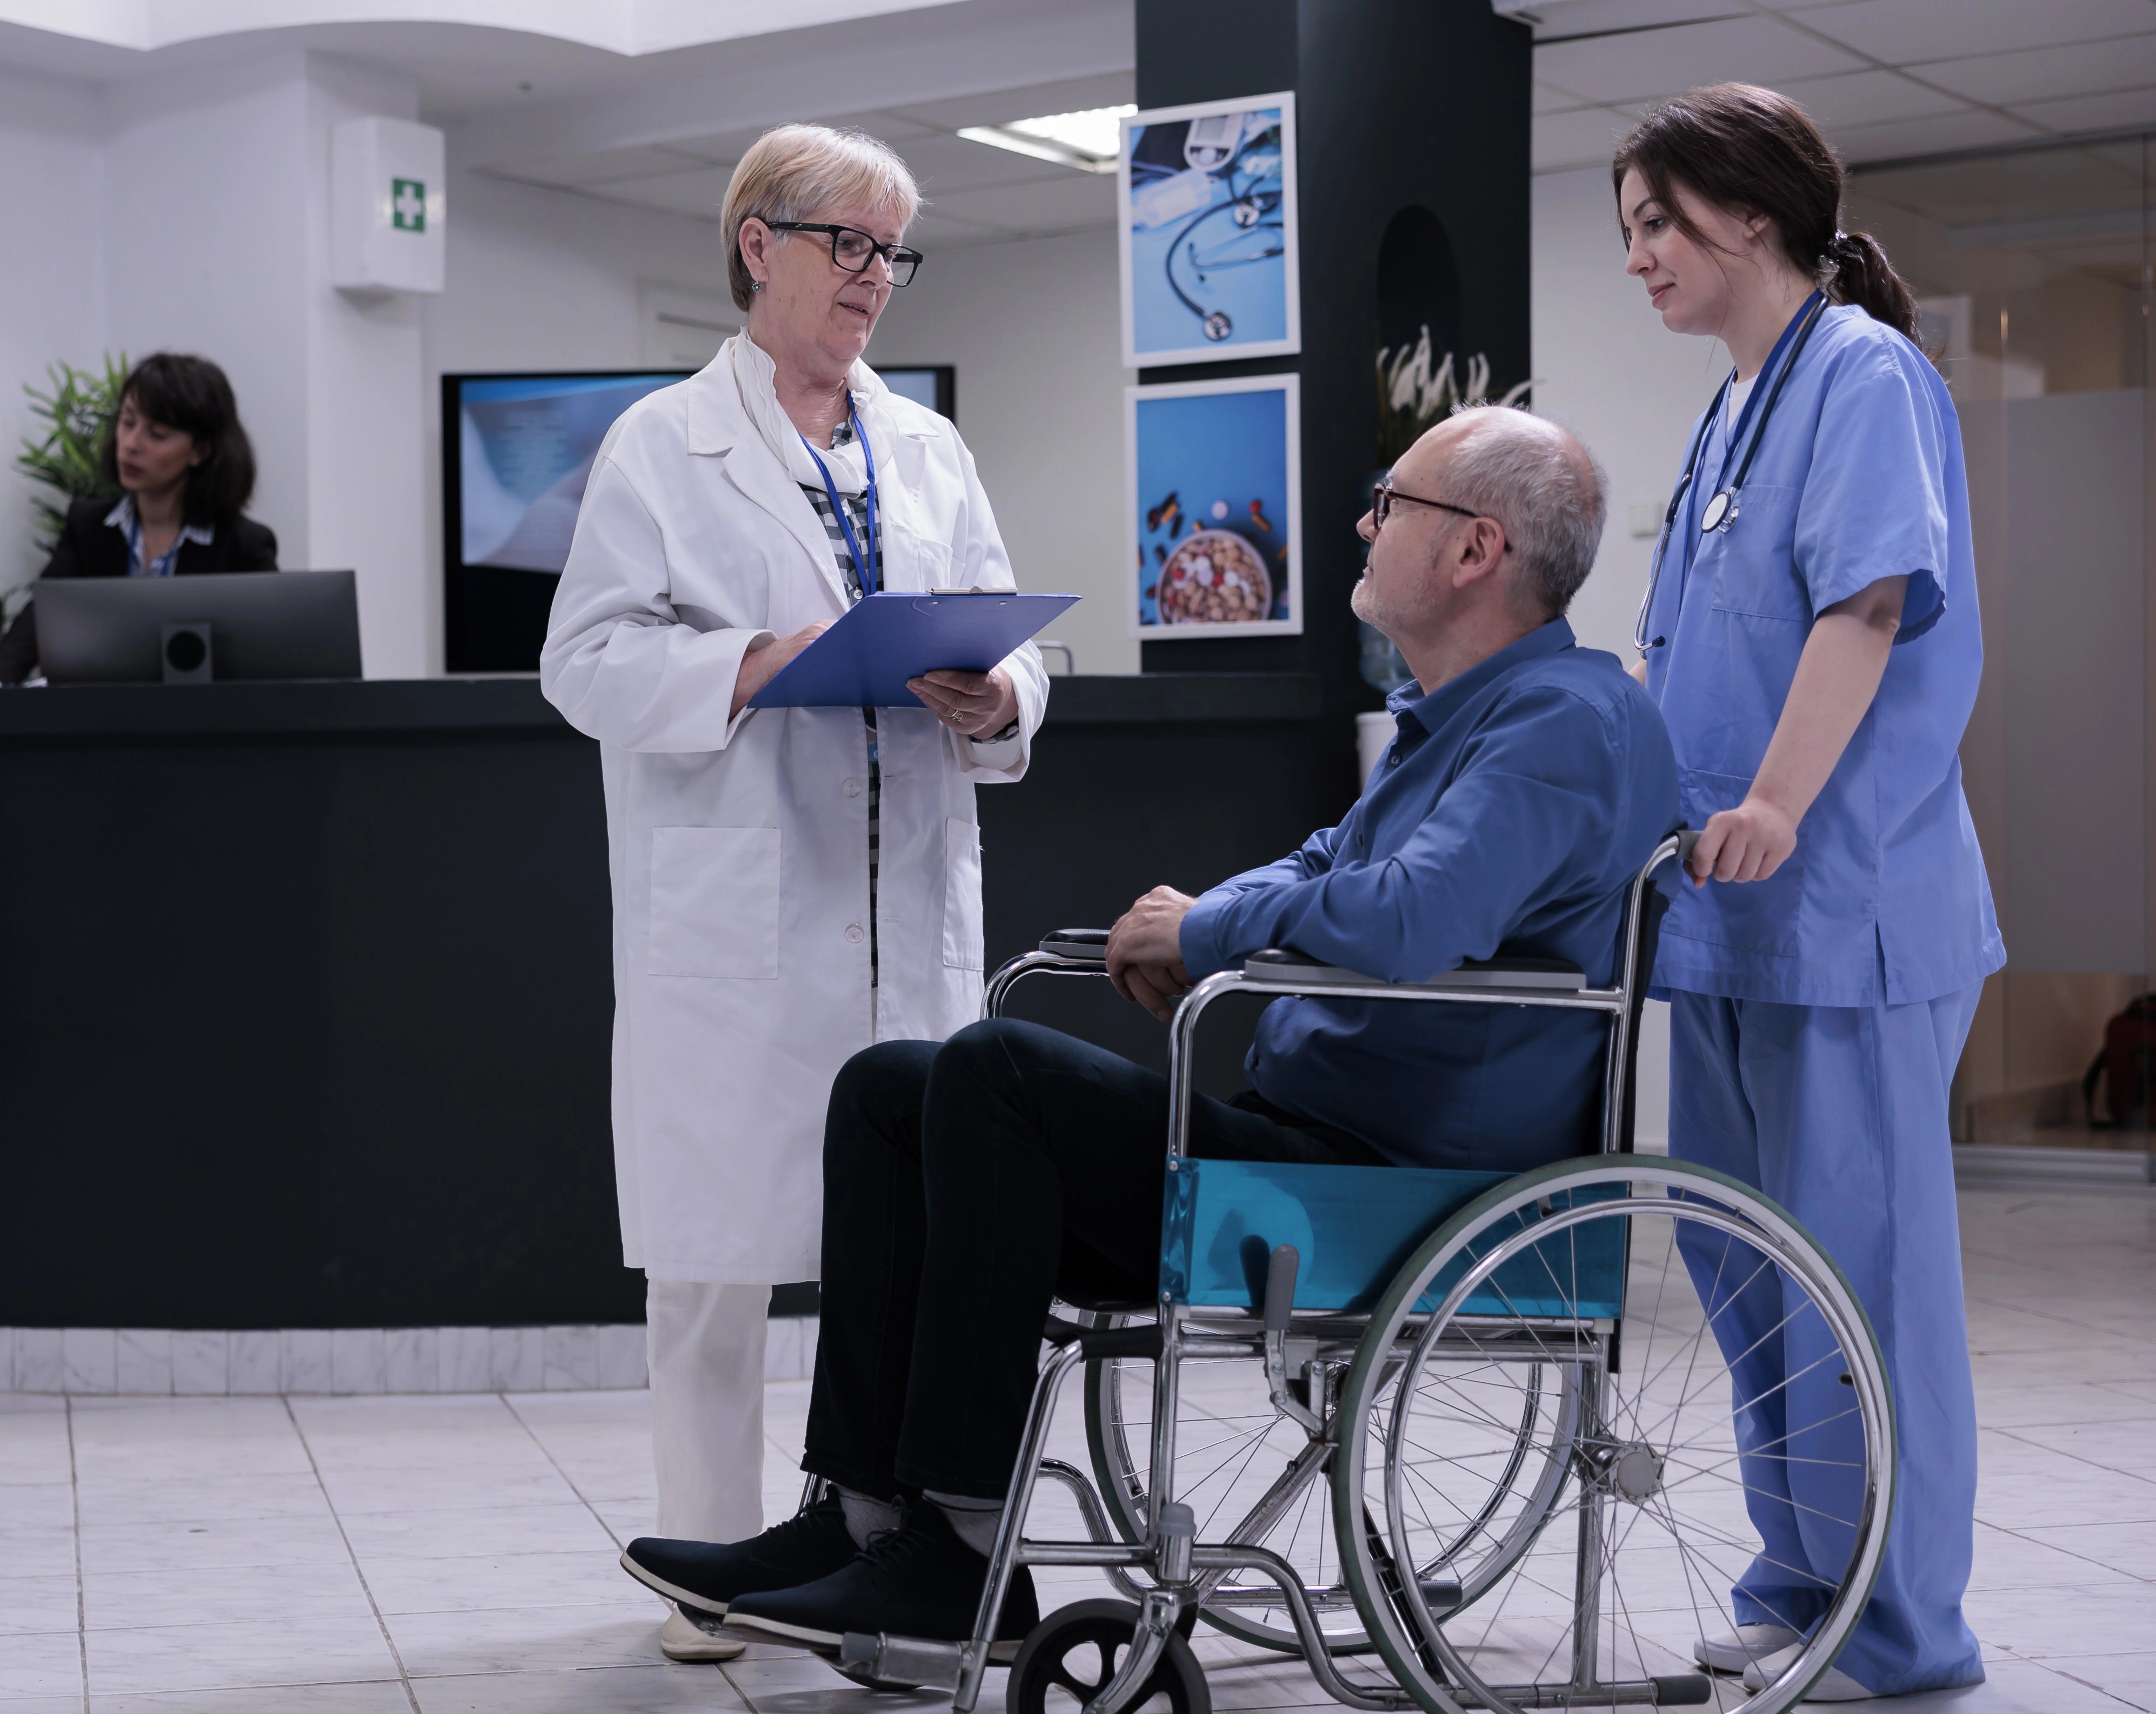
1009,1599,1211,1714
1332,1157,1895,1714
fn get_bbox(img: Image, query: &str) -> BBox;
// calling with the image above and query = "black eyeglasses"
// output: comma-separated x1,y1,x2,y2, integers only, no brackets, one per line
765,221,924,286
1372,479,1507,549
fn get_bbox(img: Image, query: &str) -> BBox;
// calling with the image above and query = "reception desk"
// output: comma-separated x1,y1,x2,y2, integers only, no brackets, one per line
0,675,1332,1331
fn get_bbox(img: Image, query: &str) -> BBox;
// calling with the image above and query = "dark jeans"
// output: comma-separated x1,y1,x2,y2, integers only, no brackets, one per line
800,1017,1386,1501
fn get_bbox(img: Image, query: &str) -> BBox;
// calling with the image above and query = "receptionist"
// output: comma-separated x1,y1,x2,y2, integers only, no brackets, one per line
0,352,277,685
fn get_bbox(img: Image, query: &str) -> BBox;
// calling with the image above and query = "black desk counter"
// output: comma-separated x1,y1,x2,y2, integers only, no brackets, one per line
0,675,1333,1330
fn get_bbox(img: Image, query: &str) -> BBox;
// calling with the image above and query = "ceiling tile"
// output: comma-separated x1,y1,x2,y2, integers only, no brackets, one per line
1774,67,1971,128
1534,14,1866,104
917,171,1118,236
2005,84,2156,134
905,209,1021,251
581,165,736,221
1535,80,1594,113
1917,34,2156,107
492,145,718,188
819,110,945,142
883,70,1137,132
1521,0,1747,36
1796,0,2156,65
1533,105,1644,172
1827,108,2042,165
891,130,1089,196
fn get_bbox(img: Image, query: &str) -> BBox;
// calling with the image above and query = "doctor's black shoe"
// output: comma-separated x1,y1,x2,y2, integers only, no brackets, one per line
722,1499,1039,1658
620,1489,859,1617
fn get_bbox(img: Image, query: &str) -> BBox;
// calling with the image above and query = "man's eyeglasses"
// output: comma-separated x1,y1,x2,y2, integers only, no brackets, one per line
1372,480,1507,549
766,222,924,287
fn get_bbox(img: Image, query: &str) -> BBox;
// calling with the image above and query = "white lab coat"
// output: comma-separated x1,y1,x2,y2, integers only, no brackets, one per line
540,352,1047,1284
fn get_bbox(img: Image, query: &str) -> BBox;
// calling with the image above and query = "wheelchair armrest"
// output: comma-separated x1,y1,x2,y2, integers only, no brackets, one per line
1242,948,1587,993
1038,928,1110,965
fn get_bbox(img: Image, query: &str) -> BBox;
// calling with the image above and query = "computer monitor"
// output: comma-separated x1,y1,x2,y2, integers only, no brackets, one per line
34,571,362,684
442,364,958,673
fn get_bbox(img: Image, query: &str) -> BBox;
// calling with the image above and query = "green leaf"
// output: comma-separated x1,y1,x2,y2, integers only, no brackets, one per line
15,352,127,557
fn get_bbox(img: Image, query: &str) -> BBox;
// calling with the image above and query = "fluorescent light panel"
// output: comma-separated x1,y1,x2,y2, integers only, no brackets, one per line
958,104,1136,175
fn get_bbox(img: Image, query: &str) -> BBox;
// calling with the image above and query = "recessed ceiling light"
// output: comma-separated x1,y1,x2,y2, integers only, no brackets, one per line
958,104,1136,175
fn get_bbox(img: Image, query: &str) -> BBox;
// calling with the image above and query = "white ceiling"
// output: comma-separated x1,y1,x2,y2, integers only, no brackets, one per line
480,69,1133,252
1518,0,2156,173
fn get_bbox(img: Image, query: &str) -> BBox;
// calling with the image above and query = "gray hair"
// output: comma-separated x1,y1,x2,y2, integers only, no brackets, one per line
1438,406,1607,620
720,124,922,311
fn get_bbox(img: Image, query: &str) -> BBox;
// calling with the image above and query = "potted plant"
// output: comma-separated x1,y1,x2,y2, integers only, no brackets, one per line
10,353,127,625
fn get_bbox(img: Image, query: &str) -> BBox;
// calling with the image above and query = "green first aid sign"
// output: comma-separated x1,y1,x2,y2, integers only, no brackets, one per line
391,179,426,232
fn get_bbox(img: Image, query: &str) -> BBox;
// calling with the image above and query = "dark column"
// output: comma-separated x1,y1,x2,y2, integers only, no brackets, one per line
1135,0,1532,818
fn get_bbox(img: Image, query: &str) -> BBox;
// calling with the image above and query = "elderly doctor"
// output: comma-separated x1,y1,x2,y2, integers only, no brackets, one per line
539,124,1047,1665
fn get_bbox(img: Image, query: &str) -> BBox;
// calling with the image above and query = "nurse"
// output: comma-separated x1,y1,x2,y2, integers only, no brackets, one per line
1614,86,2003,1701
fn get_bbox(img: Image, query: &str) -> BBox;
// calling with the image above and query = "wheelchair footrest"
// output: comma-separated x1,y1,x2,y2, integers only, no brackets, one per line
836,1631,967,1692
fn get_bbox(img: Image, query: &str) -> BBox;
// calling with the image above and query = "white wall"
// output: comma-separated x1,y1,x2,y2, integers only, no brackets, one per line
1531,165,1730,661
1531,165,1729,1146
419,157,728,671
0,70,107,600
871,227,1137,675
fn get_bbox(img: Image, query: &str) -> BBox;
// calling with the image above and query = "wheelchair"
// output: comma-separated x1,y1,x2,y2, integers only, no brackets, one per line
836,833,1895,1714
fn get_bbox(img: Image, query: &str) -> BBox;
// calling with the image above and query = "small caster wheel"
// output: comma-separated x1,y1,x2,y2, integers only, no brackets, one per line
1203,310,1233,342
1009,1600,1210,1714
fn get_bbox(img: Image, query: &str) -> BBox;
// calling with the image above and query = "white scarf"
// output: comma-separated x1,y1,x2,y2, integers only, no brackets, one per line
727,331,887,496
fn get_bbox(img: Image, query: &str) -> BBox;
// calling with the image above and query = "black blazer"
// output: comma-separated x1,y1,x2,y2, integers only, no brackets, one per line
0,496,279,684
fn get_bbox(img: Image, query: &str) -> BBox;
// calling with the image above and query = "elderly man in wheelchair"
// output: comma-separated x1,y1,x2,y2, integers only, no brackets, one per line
622,408,1902,1714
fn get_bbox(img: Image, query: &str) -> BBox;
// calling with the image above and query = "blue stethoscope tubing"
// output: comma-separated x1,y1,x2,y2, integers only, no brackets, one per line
1633,290,1830,654
800,401,880,595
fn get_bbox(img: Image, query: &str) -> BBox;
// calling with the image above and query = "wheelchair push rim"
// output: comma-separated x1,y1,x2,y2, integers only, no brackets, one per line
1331,1156,1896,1714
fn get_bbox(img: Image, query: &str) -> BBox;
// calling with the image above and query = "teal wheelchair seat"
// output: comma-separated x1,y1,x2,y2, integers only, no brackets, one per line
1160,1156,1626,1321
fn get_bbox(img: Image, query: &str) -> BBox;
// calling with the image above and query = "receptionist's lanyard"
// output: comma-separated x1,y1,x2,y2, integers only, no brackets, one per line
800,403,880,597
1635,291,1827,653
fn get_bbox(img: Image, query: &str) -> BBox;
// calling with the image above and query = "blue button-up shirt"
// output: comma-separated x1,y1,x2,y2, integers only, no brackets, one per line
1180,618,1680,1172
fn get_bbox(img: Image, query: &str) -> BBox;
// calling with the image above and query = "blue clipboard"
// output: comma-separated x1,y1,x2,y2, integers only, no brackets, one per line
748,590,1079,709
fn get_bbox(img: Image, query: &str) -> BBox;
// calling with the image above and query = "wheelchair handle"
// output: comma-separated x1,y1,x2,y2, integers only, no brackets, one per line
1676,827,1701,868
1263,1244,1300,1335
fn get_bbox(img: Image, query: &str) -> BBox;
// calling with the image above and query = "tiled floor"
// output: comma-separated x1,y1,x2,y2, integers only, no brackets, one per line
1,1182,2151,1711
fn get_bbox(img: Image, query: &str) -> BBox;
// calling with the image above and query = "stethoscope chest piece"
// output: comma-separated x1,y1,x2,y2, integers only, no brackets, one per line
1698,489,1735,533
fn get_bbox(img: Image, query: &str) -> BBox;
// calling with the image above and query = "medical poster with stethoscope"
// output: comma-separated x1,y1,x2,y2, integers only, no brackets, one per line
1127,373,1301,638
1118,92,1300,369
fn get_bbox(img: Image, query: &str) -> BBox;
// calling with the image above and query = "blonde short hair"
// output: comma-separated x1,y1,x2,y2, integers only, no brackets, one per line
720,124,923,311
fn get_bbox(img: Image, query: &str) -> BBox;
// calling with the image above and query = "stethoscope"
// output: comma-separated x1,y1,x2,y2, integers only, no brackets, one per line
1633,290,1828,654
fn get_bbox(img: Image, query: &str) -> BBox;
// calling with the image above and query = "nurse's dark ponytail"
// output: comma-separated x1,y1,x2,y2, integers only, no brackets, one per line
1612,84,1919,343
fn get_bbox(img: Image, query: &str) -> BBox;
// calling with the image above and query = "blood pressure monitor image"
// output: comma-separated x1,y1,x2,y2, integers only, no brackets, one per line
1118,92,1301,368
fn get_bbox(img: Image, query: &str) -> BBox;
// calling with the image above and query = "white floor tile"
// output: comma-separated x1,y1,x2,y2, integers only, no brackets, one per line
113,1331,172,1397
358,1548,660,1616
64,1329,118,1394
11,1330,65,1394
410,1663,750,1712
0,1574,81,1635
91,1685,412,1713
0,1629,83,1699
169,1331,230,1397
388,1601,669,1677
84,1613,400,1696
83,1557,372,1631
76,1512,354,1577
338,1502,620,1562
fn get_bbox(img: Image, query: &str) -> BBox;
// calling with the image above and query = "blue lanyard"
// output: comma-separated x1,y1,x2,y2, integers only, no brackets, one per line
800,404,879,597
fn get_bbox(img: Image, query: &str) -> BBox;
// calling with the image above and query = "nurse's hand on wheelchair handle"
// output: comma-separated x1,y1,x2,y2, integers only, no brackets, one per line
1106,886,1198,1021
1690,795,1799,887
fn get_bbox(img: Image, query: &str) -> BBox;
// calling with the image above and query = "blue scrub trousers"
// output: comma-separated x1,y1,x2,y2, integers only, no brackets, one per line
1667,984,1985,1696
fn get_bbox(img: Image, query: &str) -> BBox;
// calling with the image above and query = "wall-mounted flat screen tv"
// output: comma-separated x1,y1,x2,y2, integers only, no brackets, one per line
443,364,957,673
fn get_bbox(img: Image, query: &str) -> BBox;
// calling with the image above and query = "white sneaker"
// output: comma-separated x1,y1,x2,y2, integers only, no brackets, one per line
661,1603,746,1663
1741,1641,1876,1702
1695,1623,1802,1673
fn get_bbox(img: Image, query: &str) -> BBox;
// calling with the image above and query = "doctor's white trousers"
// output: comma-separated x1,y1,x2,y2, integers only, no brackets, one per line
647,1280,769,1542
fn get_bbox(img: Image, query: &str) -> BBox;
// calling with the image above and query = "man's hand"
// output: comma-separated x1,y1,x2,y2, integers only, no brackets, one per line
1107,886,1198,1022
909,666,1019,740
1690,796,1799,886
731,623,830,719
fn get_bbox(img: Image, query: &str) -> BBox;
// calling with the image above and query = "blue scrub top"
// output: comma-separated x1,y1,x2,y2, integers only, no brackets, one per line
1182,619,1679,1170
1644,303,2005,1007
